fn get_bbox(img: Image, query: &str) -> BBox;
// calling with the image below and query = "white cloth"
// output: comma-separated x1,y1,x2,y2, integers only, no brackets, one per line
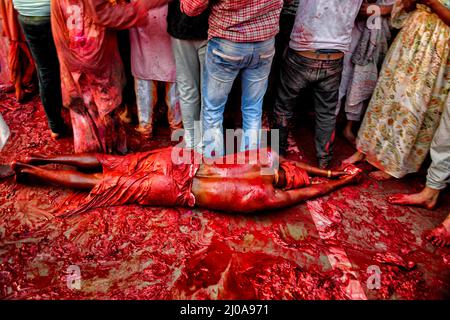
129,5,176,82
0,113,10,150
290,0,363,53
427,96,450,190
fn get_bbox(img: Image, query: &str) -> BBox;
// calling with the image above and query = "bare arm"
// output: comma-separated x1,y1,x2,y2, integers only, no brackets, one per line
419,0,450,25
279,158,347,178
264,175,358,211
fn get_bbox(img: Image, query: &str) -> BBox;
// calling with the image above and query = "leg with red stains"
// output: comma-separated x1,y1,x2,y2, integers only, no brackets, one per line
17,153,103,171
388,186,440,210
341,151,366,166
135,79,157,138
369,170,393,181
343,120,357,147
426,212,450,248
165,82,183,132
11,162,101,190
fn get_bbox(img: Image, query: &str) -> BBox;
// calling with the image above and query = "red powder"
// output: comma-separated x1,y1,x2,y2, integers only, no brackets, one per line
0,94,449,300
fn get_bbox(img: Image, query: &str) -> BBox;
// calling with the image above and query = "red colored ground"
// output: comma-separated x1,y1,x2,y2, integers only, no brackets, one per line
0,92,449,300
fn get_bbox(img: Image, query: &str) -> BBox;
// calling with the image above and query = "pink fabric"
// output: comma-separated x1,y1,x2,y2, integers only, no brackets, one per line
51,0,148,153
129,5,176,82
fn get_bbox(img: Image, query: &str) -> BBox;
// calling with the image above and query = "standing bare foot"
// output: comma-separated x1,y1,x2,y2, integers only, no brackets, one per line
341,151,365,167
343,121,357,147
388,187,440,210
369,170,393,181
426,214,450,247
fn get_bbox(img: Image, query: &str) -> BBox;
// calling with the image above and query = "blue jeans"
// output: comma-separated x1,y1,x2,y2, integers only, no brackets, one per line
202,37,275,158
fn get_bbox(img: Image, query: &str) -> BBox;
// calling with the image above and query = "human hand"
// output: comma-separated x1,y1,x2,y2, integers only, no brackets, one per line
401,0,418,12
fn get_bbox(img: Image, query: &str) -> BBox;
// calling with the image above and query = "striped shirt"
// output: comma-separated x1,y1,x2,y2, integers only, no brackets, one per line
180,0,285,43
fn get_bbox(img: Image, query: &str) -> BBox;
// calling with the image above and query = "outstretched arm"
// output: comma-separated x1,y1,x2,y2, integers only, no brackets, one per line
279,158,347,178
265,173,360,211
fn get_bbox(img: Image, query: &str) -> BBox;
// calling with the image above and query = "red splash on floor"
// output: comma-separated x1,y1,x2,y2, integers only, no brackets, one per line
0,93,449,300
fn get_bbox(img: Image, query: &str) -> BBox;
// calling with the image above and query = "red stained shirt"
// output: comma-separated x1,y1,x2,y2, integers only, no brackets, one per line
180,0,285,43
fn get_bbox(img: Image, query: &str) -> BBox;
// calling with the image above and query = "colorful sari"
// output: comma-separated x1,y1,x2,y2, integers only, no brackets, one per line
356,0,450,178
51,0,148,153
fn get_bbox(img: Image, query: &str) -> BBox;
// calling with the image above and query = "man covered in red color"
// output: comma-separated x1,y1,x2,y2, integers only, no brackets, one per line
50,0,166,154
11,148,362,215
0,0,35,102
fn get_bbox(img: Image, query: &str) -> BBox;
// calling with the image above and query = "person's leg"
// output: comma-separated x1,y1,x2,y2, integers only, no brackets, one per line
20,153,102,170
135,79,157,138
202,38,242,158
117,29,135,124
273,48,309,155
312,58,344,169
165,82,183,131
171,38,206,149
239,39,275,152
18,15,66,135
12,162,101,190
388,101,450,208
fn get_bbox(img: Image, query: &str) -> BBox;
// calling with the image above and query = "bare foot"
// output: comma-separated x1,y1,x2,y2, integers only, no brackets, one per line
426,225,450,248
119,105,133,124
341,151,365,167
388,187,440,210
135,125,153,139
343,122,357,147
369,170,393,181
0,164,14,179
11,161,33,183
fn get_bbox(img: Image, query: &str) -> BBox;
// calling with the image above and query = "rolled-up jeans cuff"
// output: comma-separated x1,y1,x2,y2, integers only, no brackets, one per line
426,179,447,191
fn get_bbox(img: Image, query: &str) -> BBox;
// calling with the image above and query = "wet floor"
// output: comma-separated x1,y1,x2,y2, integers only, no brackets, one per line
0,93,449,300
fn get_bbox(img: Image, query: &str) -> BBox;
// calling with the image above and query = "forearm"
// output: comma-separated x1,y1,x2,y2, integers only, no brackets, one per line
427,0,450,25
280,158,345,178
180,0,209,16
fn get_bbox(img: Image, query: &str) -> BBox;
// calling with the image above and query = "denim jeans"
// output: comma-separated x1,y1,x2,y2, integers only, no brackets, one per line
18,15,65,134
172,38,207,151
274,48,343,167
202,37,275,158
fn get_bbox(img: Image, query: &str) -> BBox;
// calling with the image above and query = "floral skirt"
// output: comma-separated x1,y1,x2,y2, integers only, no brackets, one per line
356,10,450,178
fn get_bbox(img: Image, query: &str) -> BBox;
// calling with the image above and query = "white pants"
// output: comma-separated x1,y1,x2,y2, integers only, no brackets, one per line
427,97,450,190
0,113,10,151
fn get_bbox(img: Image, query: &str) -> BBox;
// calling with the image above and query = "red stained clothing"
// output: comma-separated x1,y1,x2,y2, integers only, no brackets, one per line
180,0,285,43
0,0,35,90
68,147,201,215
51,0,148,153
279,161,310,190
